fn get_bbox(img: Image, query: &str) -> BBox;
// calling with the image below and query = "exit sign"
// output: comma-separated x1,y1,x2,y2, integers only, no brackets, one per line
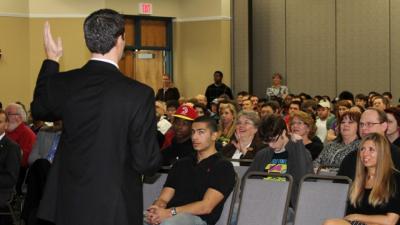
139,3,153,15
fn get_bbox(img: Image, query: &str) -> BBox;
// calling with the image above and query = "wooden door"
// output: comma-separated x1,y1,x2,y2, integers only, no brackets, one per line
134,50,164,93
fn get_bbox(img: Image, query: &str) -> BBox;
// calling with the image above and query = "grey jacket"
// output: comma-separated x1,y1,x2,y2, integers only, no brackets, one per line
247,140,313,207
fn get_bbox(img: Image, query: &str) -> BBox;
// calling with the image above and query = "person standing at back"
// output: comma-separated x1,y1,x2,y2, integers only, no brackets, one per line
205,71,233,108
31,9,161,225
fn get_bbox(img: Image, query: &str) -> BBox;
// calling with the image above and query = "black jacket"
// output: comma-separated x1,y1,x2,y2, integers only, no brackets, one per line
31,60,161,225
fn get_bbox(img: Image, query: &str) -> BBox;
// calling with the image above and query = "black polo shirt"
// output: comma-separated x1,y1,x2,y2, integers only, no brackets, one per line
164,152,235,225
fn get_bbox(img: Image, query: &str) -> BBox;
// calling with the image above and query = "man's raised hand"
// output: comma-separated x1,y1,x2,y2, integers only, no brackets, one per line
43,21,63,62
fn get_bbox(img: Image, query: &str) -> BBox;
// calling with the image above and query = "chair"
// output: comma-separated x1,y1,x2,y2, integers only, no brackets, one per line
0,189,19,225
142,173,168,209
215,173,239,225
293,174,352,225
236,172,293,225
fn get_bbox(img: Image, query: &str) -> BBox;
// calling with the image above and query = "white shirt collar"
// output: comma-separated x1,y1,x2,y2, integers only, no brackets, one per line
90,58,119,69
0,133,5,141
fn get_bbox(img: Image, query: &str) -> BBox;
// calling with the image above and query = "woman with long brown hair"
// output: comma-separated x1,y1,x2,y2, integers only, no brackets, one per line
324,133,400,225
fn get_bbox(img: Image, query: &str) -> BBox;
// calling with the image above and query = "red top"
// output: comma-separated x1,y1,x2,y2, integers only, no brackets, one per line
6,123,36,167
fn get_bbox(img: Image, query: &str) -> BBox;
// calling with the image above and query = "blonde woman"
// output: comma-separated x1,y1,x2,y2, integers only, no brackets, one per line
324,133,400,225
217,102,237,147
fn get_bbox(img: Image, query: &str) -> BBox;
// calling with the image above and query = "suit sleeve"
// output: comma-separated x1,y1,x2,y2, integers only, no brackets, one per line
0,142,21,189
31,60,63,121
128,89,161,175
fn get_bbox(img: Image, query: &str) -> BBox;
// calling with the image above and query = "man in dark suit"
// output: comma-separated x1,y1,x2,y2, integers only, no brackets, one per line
31,9,161,225
0,109,21,225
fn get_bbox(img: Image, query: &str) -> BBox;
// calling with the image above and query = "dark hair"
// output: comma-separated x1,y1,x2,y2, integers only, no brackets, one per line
314,95,323,102
0,101,2,109
166,100,179,109
290,100,301,109
338,91,354,103
237,91,249,97
373,95,390,107
193,116,218,132
262,101,280,113
368,91,379,97
337,111,361,142
193,103,209,116
322,95,331,102
355,93,368,102
299,92,312,100
301,99,318,112
258,98,268,105
259,115,288,143
384,107,400,127
84,9,125,54
382,92,393,99
214,71,223,78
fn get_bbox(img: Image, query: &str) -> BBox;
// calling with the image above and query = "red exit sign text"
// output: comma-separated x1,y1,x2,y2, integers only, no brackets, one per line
139,3,153,15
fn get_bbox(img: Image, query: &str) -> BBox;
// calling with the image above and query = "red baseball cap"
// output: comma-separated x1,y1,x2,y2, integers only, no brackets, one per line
174,105,198,121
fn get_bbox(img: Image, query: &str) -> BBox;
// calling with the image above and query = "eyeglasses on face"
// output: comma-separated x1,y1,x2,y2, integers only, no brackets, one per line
359,122,382,128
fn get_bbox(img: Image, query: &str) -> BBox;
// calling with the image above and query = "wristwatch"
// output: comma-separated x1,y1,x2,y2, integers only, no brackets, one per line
170,207,177,216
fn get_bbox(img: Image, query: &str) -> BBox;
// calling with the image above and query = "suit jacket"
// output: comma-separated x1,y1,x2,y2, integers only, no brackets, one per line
0,135,21,206
31,60,161,225
155,87,180,102
0,136,21,189
221,135,265,166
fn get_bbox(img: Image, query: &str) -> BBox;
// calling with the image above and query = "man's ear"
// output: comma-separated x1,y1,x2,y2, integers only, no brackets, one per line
382,122,389,133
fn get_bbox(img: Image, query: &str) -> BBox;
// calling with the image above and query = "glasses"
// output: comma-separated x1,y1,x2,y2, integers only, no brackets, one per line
290,121,305,126
236,120,254,126
359,122,382,128
6,113,19,116
340,120,356,125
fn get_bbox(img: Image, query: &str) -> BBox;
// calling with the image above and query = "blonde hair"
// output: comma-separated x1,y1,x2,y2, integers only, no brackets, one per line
218,103,237,139
349,133,397,207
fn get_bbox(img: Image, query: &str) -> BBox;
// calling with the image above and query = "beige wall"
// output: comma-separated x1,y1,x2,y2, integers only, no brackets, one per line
0,17,30,106
0,0,232,108
173,20,231,98
105,0,179,17
0,0,29,14
239,0,399,101
28,18,90,97
29,0,105,15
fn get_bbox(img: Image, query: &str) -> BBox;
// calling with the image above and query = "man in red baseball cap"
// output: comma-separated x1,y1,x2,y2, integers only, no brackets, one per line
162,104,198,165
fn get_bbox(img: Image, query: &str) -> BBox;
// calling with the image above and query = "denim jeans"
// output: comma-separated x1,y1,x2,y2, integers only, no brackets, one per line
144,213,207,225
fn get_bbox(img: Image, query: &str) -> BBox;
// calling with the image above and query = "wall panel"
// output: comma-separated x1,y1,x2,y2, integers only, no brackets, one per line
286,0,336,97
232,0,249,94
336,0,390,94
252,0,286,98
390,0,400,104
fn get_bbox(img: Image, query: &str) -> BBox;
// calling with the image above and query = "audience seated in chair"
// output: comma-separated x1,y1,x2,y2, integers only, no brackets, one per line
162,105,198,166
0,109,21,225
314,111,361,168
5,103,36,195
337,108,400,180
324,133,400,225
144,116,235,225
246,115,313,208
221,111,265,166
289,110,323,160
